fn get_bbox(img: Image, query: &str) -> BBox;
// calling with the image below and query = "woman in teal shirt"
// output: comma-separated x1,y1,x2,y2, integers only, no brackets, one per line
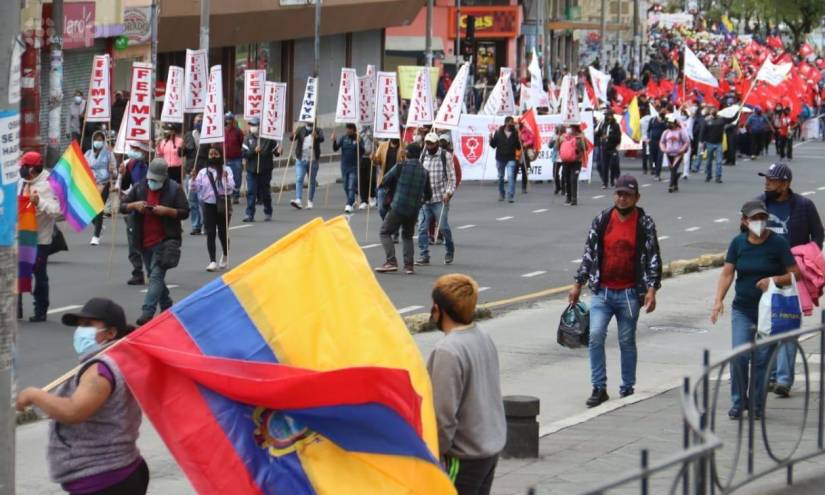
711,200,799,419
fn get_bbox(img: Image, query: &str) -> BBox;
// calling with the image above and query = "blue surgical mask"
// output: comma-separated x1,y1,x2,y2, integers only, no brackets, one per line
127,150,143,160
194,122,202,132
147,179,164,191
73,326,102,357
93,140,104,150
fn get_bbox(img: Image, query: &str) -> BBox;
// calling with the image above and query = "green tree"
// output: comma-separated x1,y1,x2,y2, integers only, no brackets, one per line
754,0,825,48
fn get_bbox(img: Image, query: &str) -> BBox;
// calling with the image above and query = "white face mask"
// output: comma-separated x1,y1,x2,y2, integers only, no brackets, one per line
74,96,83,104
748,220,766,237
565,128,573,135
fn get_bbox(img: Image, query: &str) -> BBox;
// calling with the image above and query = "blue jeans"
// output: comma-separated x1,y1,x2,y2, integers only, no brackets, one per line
773,342,797,388
589,288,641,391
245,170,273,219
376,187,389,220
496,160,516,200
704,143,722,180
341,165,357,206
185,176,202,231
295,159,319,202
141,244,173,319
226,158,242,199
417,202,454,259
730,308,773,412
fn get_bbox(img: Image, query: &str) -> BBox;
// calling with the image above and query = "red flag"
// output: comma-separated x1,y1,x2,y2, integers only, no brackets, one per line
519,108,542,150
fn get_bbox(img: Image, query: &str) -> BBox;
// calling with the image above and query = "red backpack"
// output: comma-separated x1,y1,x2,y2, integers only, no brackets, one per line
559,135,581,162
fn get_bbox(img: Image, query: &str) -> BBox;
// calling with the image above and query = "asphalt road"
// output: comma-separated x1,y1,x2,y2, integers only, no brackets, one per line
15,139,825,389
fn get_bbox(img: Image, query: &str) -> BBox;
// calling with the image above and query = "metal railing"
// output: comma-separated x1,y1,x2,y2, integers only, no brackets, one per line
576,310,825,495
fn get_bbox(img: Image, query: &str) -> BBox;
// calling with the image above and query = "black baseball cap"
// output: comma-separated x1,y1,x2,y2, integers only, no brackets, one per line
615,175,639,194
741,200,768,218
62,298,133,338
758,163,792,182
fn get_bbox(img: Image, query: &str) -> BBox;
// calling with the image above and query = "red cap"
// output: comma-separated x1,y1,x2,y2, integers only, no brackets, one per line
20,151,42,167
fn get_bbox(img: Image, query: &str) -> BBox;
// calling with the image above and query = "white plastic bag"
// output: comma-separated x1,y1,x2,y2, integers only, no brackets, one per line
757,273,802,337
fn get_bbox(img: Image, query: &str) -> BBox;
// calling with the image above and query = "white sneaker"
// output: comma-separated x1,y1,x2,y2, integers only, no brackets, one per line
368,198,377,207
206,261,218,272
90,236,100,246
358,202,368,210
344,204,353,213
306,200,314,209
290,199,302,210
218,255,227,269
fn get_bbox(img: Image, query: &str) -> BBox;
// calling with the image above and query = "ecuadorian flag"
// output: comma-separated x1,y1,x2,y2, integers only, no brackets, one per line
109,217,455,494
622,96,642,142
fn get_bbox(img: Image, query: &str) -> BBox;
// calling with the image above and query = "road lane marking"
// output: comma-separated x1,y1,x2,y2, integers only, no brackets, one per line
532,208,548,213
141,284,178,293
801,191,816,196
228,224,252,231
570,258,582,263
641,184,652,188
479,287,491,292
817,187,825,191
592,195,605,199
497,216,513,221
658,236,670,241
457,224,476,230
685,226,701,232
397,305,424,315
360,243,380,249
521,270,546,278
714,218,729,223
47,305,82,315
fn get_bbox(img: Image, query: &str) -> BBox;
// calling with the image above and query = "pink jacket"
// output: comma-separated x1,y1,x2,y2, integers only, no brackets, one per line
791,242,825,316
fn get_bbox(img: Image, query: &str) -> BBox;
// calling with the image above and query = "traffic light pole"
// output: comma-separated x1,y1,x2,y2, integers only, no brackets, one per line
425,0,433,67
455,0,461,64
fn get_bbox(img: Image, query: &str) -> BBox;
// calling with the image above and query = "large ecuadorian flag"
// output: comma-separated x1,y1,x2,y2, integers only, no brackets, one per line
109,217,455,494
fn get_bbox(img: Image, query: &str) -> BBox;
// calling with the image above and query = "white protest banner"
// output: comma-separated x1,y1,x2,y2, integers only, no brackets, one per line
124,62,153,142
358,75,376,126
528,48,551,108
434,63,469,129
684,46,719,87
114,101,132,154
244,69,266,120
199,65,225,144
559,75,581,125
298,76,318,123
260,82,287,141
335,68,359,124
588,66,611,103
451,112,594,182
160,66,184,124
498,68,516,115
481,81,503,116
373,71,401,139
184,48,208,113
756,58,792,87
406,67,435,127
84,54,111,122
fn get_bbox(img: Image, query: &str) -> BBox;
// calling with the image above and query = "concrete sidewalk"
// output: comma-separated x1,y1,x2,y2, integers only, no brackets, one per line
15,267,825,493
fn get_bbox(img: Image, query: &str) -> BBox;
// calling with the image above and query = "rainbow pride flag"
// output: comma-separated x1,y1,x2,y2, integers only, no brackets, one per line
47,141,104,232
108,217,455,494
17,196,38,293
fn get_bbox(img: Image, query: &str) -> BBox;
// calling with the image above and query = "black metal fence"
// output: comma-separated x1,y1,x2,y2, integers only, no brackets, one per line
576,310,825,495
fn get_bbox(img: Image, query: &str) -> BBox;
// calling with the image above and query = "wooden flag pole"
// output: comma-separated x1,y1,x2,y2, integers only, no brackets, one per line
222,140,231,267
276,133,298,210
355,126,362,210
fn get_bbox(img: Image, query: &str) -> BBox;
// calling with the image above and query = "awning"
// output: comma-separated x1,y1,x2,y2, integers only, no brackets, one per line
385,36,445,53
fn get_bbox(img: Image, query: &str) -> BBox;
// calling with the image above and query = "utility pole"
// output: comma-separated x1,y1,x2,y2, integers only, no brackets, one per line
1,4,23,495
313,0,321,77
199,0,210,51
425,0,433,67
632,0,640,77
46,0,63,167
615,0,622,69
455,0,461,64
599,0,607,69
150,0,159,118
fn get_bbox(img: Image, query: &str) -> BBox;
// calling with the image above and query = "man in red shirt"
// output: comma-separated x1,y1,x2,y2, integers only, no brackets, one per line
570,175,662,407
121,159,189,326
224,112,245,204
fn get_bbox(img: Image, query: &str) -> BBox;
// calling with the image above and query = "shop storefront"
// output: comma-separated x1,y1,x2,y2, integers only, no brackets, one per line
448,6,519,82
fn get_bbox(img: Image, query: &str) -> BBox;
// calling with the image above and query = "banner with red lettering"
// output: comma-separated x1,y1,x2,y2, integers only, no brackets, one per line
160,66,184,124
358,71,376,126
373,71,400,139
335,68,359,124
298,77,318,123
124,62,153,142
244,70,266,120
405,67,435,127
84,55,110,122
184,48,208,113
260,82,287,141
450,113,594,182
434,63,469,129
199,66,225,144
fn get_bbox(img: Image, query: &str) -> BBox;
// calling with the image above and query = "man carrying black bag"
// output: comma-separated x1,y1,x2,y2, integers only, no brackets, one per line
569,175,662,408
121,158,189,326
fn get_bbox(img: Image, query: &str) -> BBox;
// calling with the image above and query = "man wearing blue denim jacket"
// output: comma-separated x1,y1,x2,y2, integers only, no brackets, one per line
332,123,364,213
569,175,662,408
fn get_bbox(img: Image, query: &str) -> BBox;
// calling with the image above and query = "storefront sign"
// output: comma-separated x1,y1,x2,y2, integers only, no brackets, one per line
261,82,287,141
123,7,151,46
161,66,184,124
85,55,111,122
0,110,20,247
125,62,153,142
244,70,266,120
44,2,96,49
335,68,359,124
200,66,225,144
373,72,400,139
448,7,518,39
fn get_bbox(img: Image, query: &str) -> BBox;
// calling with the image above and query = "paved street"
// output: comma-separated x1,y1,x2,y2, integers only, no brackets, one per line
17,140,825,390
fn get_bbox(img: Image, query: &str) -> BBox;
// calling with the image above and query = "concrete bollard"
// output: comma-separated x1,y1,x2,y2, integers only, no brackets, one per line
501,395,540,459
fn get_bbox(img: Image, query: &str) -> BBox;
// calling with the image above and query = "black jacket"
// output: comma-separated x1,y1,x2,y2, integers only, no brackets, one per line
758,191,824,249
182,132,210,175
242,135,279,174
700,117,731,145
489,126,521,162
120,179,189,245
292,126,325,161
596,119,621,153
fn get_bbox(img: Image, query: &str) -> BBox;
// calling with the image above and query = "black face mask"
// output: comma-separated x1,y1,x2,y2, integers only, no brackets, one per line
208,157,222,166
616,205,635,215
20,166,42,179
765,190,781,201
